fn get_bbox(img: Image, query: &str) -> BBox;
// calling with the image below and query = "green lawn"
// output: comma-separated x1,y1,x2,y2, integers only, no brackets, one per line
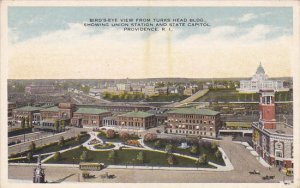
46,147,214,168
144,140,225,166
8,154,51,163
196,89,259,102
33,134,90,155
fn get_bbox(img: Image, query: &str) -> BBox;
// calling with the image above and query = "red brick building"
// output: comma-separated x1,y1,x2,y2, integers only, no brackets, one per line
71,107,112,127
115,111,156,130
252,90,293,169
165,108,221,138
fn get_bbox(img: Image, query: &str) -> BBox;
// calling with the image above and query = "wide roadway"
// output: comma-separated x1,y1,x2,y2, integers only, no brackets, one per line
8,136,293,183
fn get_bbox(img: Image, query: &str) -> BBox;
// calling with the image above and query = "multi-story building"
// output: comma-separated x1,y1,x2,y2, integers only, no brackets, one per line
71,107,112,127
114,111,156,130
8,102,16,117
116,83,131,92
166,108,221,138
142,86,157,96
252,89,293,169
25,84,59,95
12,106,44,124
238,63,288,93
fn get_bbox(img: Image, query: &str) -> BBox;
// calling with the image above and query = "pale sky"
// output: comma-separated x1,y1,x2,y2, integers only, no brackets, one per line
8,7,293,79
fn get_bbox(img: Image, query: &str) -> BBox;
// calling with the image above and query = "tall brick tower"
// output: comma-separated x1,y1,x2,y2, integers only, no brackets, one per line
258,89,276,129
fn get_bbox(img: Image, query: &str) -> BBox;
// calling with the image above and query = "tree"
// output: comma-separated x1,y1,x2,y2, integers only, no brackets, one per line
108,150,117,163
60,120,65,131
58,136,65,147
167,154,175,166
197,153,208,165
190,145,199,155
26,152,33,161
80,151,88,162
21,117,25,129
165,144,173,154
215,150,222,158
144,133,157,142
136,151,145,163
106,129,115,139
76,134,81,142
120,132,130,141
53,151,62,161
53,120,58,133
154,140,161,148
25,117,29,128
29,141,36,151
211,142,218,150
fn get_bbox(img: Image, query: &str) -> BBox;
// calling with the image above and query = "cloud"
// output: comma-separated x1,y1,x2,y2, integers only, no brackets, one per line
8,23,292,79
237,13,257,23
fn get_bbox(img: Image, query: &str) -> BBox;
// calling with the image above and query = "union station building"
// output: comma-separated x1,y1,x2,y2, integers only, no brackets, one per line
252,90,293,168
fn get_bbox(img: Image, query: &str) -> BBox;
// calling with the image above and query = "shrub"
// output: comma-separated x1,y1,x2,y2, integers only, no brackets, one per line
167,154,175,166
120,132,130,141
154,140,161,148
26,152,33,161
80,151,88,162
29,141,36,151
53,151,62,161
106,129,115,139
126,140,141,147
58,136,65,147
136,151,145,163
215,150,222,158
190,145,199,155
165,144,173,153
144,133,157,142
108,150,117,163
211,141,218,150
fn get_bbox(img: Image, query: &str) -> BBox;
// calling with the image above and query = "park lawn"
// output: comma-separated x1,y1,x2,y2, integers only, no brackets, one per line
8,154,51,163
46,147,215,168
144,140,225,166
196,89,259,102
33,134,90,155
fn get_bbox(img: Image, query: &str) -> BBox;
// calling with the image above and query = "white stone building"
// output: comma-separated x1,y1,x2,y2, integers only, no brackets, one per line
238,63,288,93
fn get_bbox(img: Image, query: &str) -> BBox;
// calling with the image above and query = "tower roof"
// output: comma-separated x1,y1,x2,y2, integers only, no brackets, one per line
256,62,265,74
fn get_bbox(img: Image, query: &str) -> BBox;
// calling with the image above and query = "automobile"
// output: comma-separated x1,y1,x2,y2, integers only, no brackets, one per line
249,170,260,175
262,175,275,180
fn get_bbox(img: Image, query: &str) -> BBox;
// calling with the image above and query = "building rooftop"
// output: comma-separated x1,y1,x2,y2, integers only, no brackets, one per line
119,111,154,118
40,106,59,112
74,107,109,115
167,108,220,116
267,122,293,135
14,106,44,112
253,121,293,136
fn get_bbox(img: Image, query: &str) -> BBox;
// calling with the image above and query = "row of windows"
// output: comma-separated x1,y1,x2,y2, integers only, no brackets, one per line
168,119,214,124
171,126,213,131
171,114,215,119
169,129,213,136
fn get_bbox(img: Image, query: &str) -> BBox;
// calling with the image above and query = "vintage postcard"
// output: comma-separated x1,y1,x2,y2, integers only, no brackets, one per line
0,1,299,187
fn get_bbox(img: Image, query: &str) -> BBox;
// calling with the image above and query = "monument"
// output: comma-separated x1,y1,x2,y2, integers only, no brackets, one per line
33,155,46,183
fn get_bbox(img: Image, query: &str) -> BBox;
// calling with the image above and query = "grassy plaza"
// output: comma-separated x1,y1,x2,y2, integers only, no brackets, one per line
46,147,215,168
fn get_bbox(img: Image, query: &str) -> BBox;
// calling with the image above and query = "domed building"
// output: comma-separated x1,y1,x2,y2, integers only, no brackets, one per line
238,63,288,93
